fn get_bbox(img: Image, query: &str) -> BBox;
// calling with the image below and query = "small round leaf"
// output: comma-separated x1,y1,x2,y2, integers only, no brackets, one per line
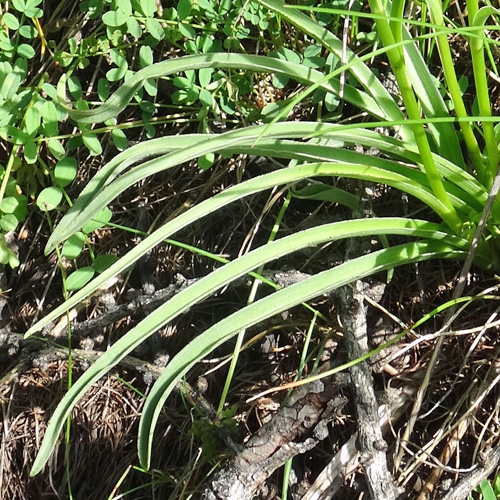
82,131,102,156
67,76,82,100
139,45,153,67
23,139,37,164
178,22,195,39
65,267,95,291
19,24,37,38
111,128,128,150
11,0,26,13
48,138,65,159
82,206,112,233
199,88,213,107
97,78,110,101
62,232,85,260
127,17,142,38
102,10,128,27
41,100,58,136
93,254,119,273
198,152,214,170
140,0,157,17
3,13,20,30
36,186,62,211
177,0,192,20
0,214,18,232
1,196,20,214
17,43,35,59
24,106,41,137
55,156,77,187
146,18,164,40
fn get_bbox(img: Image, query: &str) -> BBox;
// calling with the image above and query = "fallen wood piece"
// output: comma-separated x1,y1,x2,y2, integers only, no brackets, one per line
302,384,416,500
43,270,313,341
201,375,349,500
439,446,500,500
336,282,398,500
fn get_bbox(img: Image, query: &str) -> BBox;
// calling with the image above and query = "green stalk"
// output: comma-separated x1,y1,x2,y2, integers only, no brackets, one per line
467,0,499,187
390,0,405,46
368,0,462,232
426,0,486,183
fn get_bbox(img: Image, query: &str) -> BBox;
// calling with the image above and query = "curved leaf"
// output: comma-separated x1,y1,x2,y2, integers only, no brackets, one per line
29,221,469,475
46,121,483,253
137,239,466,468
57,53,387,124
32,159,460,336
255,0,404,126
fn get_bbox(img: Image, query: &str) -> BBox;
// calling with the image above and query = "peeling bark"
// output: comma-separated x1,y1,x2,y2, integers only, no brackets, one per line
336,282,398,500
202,376,349,500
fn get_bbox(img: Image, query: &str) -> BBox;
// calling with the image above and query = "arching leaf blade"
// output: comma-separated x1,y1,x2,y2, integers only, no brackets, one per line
30,222,467,475
137,240,466,469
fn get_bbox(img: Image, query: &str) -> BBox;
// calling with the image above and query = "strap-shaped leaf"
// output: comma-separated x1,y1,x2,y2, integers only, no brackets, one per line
30,160,462,340
30,223,468,475
136,239,466,469
254,0,404,126
256,0,463,164
57,53,385,124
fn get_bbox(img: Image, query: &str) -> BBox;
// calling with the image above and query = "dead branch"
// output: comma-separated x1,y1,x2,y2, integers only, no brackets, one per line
201,376,349,500
439,446,500,500
336,282,399,500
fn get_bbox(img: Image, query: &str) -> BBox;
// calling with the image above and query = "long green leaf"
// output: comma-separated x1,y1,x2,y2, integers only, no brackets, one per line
48,121,497,255
32,164,421,335
47,122,483,253
33,151,494,337
32,162,461,332
137,239,466,469
50,160,451,240
57,53,385,124
401,27,465,167
257,0,463,165
30,225,467,475
254,0,405,126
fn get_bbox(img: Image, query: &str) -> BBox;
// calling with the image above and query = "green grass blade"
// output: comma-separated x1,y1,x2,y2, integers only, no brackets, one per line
369,0,461,231
48,121,497,255
137,239,466,469
47,122,476,253
31,161,431,336
30,158,458,338
469,5,500,185
57,53,385,124
478,479,497,500
255,0,405,125
50,158,455,241
30,224,467,475
426,0,485,179
401,27,465,167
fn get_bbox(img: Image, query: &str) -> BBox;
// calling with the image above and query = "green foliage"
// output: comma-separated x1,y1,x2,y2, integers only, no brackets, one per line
189,405,238,461
0,0,290,270
469,476,500,499
24,0,500,480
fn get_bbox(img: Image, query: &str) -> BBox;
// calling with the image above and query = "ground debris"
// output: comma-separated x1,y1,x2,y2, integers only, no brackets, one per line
202,375,349,500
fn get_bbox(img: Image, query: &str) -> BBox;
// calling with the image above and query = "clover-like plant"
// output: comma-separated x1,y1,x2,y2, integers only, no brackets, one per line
27,0,500,474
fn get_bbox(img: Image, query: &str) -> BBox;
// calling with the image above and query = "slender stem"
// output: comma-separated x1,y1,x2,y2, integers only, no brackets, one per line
426,0,486,183
0,146,19,210
390,0,405,46
467,0,499,188
368,0,462,232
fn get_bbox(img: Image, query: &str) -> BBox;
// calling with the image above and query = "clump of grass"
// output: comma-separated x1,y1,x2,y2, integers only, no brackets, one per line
23,2,500,496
